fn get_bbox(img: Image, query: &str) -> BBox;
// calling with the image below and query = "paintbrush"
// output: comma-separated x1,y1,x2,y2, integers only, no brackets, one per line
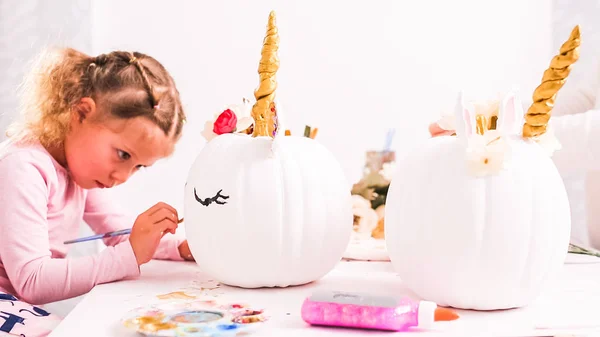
383,128,395,153
64,218,184,244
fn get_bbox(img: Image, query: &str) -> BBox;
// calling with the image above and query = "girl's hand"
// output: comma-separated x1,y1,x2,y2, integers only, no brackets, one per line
178,240,195,261
129,202,180,265
428,122,455,138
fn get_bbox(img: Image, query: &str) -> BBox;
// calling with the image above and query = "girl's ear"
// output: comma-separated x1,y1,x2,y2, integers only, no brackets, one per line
73,97,96,123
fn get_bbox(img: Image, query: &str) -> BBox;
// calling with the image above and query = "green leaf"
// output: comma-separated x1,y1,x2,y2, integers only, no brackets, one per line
568,243,600,258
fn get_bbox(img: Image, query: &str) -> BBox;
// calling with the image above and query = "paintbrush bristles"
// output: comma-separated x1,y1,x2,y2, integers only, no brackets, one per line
523,25,580,138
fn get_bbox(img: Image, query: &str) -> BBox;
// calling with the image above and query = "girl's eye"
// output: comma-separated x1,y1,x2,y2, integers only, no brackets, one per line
117,150,131,161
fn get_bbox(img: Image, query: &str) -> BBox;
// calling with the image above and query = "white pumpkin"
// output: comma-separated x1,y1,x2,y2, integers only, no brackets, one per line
384,92,571,310
184,133,352,288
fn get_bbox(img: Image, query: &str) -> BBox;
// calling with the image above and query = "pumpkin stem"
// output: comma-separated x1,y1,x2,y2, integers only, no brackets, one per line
252,11,280,138
523,25,580,138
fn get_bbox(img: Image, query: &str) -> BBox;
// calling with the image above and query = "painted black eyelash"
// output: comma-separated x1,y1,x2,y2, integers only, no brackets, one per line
194,188,229,206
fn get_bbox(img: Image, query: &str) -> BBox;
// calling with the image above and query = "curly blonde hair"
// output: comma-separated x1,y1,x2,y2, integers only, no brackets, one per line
6,48,186,147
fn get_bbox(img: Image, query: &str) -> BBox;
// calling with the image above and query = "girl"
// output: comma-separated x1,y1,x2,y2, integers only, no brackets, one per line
0,48,194,336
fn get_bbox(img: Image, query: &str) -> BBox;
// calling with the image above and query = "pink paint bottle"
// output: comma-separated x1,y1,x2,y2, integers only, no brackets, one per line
301,290,459,331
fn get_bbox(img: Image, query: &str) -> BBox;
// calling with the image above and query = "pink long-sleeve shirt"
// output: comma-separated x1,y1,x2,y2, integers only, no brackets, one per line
0,139,184,305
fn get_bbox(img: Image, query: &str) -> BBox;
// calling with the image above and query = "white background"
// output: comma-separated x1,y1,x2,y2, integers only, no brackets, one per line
89,0,554,213
2,0,600,318
1,0,597,249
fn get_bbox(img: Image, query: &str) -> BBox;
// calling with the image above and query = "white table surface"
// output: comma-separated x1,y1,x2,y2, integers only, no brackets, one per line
49,254,600,337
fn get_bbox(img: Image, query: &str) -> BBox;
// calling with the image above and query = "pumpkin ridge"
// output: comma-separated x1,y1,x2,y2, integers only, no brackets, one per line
276,145,288,283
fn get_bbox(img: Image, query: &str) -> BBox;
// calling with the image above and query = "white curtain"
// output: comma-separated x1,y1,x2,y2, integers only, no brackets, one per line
552,0,600,246
0,0,92,141
0,0,95,318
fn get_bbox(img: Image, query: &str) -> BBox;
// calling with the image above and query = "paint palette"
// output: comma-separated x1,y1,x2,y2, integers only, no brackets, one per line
121,300,267,336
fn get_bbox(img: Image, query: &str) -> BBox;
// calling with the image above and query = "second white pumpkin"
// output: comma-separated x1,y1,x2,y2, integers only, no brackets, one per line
384,93,571,310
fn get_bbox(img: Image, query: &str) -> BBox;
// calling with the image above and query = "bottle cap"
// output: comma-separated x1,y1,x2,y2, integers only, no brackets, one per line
417,300,437,328
417,301,459,328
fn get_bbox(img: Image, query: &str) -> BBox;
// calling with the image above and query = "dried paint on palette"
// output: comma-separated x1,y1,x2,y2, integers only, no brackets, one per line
156,291,197,300
121,300,268,336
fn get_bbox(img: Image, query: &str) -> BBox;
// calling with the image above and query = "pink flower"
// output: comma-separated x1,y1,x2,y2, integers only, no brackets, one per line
201,99,254,142
213,109,237,135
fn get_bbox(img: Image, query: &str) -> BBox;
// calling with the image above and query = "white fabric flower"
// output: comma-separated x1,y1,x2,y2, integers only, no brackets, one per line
225,98,254,132
352,195,378,239
379,162,396,181
201,117,219,142
201,98,255,142
533,126,562,157
465,130,511,177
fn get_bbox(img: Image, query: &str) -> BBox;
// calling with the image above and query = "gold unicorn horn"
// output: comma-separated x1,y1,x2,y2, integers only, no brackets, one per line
252,11,280,138
523,25,581,138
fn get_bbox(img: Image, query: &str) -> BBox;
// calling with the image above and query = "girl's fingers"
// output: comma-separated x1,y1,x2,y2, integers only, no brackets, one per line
149,208,177,223
149,209,179,235
155,218,178,236
149,202,179,221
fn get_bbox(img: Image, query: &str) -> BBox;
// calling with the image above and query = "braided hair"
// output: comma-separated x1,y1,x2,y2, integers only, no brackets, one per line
7,48,185,147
